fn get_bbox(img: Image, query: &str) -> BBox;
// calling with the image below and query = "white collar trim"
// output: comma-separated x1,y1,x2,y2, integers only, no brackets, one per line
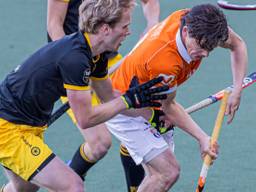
176,29,192,63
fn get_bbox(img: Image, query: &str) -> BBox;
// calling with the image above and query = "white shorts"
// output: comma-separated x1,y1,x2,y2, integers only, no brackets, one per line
106,114,174,165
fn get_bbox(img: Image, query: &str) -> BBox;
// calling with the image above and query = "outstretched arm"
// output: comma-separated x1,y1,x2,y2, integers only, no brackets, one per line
140,0,160,35
47,0,69,41
220,26,248,123
162,92,218,160
67,77,168,129
67,89,127,129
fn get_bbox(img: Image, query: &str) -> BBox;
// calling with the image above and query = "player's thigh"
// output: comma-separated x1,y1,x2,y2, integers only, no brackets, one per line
145,149,179,175
79,123,112,146
31,156,83,190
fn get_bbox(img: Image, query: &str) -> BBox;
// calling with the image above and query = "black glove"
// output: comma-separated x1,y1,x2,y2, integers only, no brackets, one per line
121,76,168,108
149,109,174,134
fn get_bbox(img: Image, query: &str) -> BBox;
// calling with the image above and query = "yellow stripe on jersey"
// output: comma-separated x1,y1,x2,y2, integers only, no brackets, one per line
90,75,109,81
84,32,92,48
64,84,90,91
59,0,69,3
84,32,101,63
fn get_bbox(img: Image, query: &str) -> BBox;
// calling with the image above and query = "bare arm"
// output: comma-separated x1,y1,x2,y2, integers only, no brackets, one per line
140,0,160,35
67,76,167,128
162,92,208,141
92,78,153,119
67,89,127,129
47,0,69,41
162,92,217,159
220,26,248,123
91,78,115,103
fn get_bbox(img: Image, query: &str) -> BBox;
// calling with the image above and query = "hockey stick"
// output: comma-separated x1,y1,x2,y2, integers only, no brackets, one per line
195,91,230,192
48,102,70,126
217,0,256,11
186,72,256,114
48,72,256,126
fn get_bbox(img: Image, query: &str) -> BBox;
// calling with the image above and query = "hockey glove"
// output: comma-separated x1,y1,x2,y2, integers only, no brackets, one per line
121,76,168,108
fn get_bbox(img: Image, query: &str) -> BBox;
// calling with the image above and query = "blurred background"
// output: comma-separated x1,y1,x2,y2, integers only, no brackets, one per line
0,0,256,191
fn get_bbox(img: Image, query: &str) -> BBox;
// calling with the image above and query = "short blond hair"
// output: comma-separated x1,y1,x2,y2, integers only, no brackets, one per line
79,0,136,34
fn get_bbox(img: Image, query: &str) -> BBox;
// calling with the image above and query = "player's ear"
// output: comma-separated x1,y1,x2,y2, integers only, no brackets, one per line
100,23,111,36
181,25,188,39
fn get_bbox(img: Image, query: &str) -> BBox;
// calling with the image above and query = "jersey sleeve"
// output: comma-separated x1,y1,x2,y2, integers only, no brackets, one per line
59,51,92,91
147,47,182,94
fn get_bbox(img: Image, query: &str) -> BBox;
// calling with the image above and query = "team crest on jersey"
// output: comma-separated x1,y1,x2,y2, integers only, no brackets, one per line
83,69,91,84
158,74,175,85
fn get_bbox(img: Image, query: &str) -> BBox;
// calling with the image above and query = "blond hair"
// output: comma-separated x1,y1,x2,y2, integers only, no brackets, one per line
79,0,136,34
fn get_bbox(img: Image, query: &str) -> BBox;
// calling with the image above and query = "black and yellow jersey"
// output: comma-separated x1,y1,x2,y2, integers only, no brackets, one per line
0,31,108,127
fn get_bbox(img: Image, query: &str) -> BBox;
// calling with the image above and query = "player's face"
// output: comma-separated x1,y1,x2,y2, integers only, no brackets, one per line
105,9,132,51
183,27,209,61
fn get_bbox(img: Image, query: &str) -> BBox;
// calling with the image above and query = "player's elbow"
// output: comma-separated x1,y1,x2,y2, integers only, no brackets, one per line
77,114,101,129
76,116,92,129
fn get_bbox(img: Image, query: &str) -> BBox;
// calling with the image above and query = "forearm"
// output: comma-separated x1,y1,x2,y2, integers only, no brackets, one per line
222,27,248,92
92,78,116,103
230,39,248,92
47,24,66,41
71,76,167,129
163,100,208,141
141,0,160,29
47,0,68,41
121,107,152,119
75,97,127,129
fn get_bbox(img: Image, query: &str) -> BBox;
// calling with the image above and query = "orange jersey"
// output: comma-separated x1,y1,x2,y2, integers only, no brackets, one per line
111,9,201,94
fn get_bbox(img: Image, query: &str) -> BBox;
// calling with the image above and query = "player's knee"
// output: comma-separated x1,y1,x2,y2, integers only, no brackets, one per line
12,185,39,192
66,182,84,192
61,175,84,192
160,162,180,189
90,139,112,159
11,181,39,192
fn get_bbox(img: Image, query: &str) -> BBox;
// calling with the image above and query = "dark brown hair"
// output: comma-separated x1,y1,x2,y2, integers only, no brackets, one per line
181,4,229,51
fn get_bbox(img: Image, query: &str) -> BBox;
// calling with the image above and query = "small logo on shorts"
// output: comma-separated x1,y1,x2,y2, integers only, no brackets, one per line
31,147,41,156
150,128,161,138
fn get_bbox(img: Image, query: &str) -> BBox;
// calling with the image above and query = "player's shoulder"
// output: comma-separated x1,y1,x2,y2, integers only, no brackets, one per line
171,9,190,18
